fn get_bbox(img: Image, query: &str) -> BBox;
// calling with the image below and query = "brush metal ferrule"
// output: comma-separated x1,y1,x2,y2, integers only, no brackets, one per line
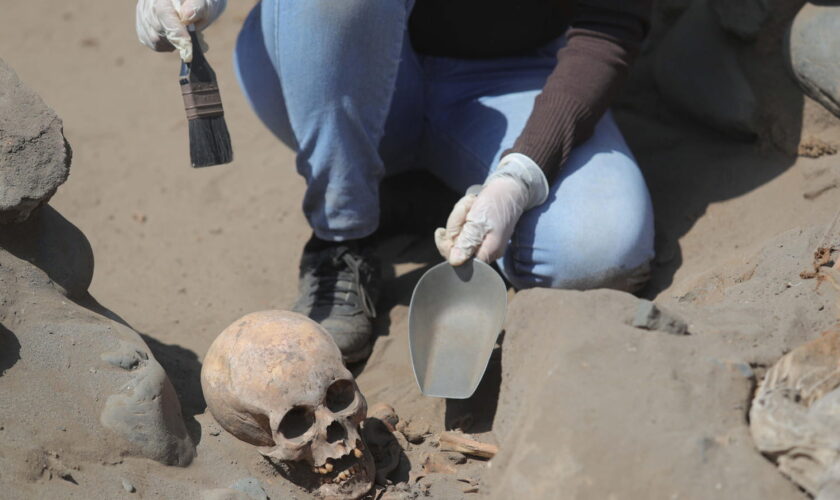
181,81,224,120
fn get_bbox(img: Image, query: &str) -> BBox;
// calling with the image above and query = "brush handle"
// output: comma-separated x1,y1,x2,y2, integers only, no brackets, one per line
180,28,224,120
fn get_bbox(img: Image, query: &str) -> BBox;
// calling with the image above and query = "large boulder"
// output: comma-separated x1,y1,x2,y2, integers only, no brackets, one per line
788,4,840,118
489,288,806,499
654,0,758,139
0,59,70,223
0,239,195,472
710,0,769,40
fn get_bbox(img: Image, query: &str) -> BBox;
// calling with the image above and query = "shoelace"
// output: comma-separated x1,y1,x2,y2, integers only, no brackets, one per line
304,250,377,319
340,252,377,319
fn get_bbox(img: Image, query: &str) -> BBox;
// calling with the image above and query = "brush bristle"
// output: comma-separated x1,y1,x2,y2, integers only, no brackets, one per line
188,115,233,168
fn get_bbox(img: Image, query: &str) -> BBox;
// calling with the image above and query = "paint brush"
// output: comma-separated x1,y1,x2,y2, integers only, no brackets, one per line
179,28,232,168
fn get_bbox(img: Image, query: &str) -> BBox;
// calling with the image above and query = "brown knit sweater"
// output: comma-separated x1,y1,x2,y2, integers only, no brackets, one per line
409,0,652,182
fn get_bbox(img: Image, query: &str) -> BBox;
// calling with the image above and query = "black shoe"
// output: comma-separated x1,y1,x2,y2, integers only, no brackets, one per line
292,242,380,363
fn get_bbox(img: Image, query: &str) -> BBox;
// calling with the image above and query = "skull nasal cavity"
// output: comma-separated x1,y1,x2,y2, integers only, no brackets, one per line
326,379,355,412
278,406,315,439
326,421,347,443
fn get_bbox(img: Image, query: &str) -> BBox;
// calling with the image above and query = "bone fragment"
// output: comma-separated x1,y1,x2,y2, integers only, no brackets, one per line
369,403,399,431
439,431,498,459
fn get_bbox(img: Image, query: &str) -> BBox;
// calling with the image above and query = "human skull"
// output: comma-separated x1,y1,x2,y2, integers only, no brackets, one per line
201,310,375,499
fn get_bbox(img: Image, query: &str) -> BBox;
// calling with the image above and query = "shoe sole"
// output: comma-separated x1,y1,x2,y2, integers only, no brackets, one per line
342,341,373,364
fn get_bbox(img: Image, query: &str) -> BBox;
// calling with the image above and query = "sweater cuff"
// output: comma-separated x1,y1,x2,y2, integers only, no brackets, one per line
487,153,550,209
506,94,594,181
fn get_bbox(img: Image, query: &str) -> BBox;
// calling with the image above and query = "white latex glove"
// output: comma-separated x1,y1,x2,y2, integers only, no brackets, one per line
136,0,226,62
435,153,550,266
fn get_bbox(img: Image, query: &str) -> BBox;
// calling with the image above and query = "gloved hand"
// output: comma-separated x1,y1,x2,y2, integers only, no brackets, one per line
136,0,227,62
435,153,550,266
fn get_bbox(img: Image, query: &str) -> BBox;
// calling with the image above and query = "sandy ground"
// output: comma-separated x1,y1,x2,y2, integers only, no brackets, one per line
4,0,840,498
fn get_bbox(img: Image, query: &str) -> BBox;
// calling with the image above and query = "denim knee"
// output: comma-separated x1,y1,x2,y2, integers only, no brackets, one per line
498,143,655,292
233,4,296,147
501,228,654,292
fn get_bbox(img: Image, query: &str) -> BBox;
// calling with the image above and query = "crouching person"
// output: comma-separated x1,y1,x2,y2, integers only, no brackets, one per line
137,0,656,362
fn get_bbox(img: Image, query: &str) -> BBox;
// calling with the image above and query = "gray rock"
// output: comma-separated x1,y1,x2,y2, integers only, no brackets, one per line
0,206,93,298
100,345,195,466
229,478,269,500
655,0,758,138
490,288,804,499
0,59,71,223
0,229,195,471
632,299,688,335
750,330,840,496
711,0,769,40
788,4,840,118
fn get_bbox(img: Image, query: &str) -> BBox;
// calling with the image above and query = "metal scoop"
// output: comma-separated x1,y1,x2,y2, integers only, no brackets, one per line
408,259,507,399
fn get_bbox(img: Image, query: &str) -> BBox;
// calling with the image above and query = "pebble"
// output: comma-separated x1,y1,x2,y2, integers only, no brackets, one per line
397,419,430,444
229,478,268,500
122,478,136,493
632,300,688,336
444,451,467,465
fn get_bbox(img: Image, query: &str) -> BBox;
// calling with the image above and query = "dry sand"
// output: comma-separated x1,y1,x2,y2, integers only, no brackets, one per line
3,0,840,498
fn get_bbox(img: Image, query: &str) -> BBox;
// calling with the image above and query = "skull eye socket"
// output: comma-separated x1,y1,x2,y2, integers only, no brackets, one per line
325,379,356,413
278,406,315,439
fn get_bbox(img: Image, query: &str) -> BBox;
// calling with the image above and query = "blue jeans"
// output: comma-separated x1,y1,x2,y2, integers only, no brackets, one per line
233,0,655,291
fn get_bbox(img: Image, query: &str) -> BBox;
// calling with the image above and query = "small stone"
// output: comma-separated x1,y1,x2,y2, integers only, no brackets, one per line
443,451,467,465
397,418,430,444
57,470,76,484
422,453,457,474
632,300,688,336
122,478,136,493
229,478,268,500
713,359,755,380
